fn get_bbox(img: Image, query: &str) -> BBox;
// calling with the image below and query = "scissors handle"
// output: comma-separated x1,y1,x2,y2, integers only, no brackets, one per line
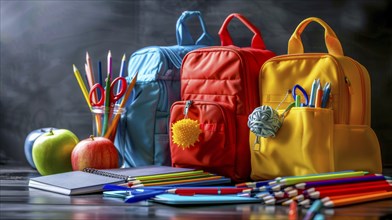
110,77,127,104
89,83,105,106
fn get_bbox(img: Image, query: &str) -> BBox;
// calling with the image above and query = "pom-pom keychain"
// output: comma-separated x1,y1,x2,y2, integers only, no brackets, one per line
247,90,295,148
171,100,201,149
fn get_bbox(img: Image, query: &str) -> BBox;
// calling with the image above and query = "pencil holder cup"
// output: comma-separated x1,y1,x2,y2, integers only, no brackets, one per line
91,104,126,167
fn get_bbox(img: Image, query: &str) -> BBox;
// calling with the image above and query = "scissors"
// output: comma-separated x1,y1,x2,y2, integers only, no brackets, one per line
292,84,309,107
89,76,127,107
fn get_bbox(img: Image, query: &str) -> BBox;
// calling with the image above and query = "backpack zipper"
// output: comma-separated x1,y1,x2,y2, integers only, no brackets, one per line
348,58,367,125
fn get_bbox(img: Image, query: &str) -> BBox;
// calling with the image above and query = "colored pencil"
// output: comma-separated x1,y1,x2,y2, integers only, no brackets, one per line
127,172,215,186
298,199,311,206
85,52,97,101
236,179,271,188
309,182,392,199
303,199,323,220
131,175,226,188
288,200,298,220
315,83,323,108
305,180,391,194
274,189,299,199
278,171,368,186
167,187,252,195
107,50,112,80
295,174,387,189
127,170,206,183
104,72,137,138
323,191,392,207
117,54,126,96
72,65,91,110
321,190,387,203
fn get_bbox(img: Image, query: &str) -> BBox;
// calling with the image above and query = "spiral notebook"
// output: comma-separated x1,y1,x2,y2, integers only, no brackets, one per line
28,166,195,195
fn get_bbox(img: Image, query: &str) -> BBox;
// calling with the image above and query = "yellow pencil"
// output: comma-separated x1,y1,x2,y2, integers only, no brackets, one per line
72,64,91,110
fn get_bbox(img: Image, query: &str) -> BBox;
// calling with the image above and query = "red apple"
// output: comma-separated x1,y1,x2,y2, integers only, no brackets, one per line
71,136,119,171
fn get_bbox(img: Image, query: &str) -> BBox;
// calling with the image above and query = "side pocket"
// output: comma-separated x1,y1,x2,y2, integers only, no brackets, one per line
154,134,171,166
333,125,382,173
251,107,334,180
170,100,236,175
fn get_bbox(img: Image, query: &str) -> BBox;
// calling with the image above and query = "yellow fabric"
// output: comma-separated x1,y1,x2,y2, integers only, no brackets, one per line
250,17,382,180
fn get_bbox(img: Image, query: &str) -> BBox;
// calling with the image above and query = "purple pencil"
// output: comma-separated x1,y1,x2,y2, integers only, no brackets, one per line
295,174,389,189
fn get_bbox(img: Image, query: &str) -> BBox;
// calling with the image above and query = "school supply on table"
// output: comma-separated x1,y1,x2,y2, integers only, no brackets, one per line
249,17,382,180
73,53,138,143
152,194,262,205
303,200,323,220
169,13,276,183
234,172,392,208
28,165,196,195
322,191,392,207
295,174,389,189
116,11,214,168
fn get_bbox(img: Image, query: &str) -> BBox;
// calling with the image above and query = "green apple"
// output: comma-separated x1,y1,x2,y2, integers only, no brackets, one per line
32,129,79,176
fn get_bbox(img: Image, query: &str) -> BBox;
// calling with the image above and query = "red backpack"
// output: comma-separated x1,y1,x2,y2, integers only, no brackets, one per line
169,13,276,182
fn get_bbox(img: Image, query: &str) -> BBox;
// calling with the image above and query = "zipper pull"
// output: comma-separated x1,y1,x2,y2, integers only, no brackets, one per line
183,100,193,118
345,76,352,94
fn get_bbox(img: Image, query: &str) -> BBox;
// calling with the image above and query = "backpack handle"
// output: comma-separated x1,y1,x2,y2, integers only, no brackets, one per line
288,17,344,56
218,13,266,49
176,11,214,46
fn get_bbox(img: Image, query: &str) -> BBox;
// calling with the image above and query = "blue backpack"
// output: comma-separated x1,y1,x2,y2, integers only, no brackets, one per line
116,11,214,167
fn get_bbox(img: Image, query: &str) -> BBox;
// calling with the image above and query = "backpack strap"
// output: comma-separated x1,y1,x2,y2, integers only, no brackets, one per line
176,11,214,46
218,13,266,49
288,17,344,56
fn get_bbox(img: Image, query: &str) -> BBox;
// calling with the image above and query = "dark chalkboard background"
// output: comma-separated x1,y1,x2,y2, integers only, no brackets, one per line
1,0,391,167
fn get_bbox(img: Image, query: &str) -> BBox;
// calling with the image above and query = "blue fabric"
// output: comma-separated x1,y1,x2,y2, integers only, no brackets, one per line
115,11,214,167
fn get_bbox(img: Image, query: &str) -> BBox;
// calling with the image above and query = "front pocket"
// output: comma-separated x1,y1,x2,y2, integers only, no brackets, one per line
251,107,335,180
170,100,236,170
333,124,382,173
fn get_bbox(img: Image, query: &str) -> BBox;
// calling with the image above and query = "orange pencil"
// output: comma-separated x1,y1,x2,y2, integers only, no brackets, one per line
321,190,387,203
104,73,138,138
323,191,392,207
314,84,323,108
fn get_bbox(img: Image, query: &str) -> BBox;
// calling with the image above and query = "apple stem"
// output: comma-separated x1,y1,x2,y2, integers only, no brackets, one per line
90,135,94,141
49,128,54,135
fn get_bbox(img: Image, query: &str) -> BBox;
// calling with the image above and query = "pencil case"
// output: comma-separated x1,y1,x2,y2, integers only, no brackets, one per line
250,107,382,180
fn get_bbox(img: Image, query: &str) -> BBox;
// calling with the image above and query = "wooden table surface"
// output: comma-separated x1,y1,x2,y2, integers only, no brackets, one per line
1,165,392,220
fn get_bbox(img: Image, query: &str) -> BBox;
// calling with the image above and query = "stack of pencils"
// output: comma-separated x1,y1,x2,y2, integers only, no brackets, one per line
103,170,392,209
236,171,392,207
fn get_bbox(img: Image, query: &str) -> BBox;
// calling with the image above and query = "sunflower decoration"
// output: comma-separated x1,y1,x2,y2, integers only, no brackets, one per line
171,118,201,149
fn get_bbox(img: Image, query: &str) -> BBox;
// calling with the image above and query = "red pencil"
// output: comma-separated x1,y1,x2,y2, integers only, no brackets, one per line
288,200,298,220
309,182,392,199
167,187,252,195
305,180,391,194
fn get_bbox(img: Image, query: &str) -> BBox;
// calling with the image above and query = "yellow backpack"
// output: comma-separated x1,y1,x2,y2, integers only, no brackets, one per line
249,17,382,180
